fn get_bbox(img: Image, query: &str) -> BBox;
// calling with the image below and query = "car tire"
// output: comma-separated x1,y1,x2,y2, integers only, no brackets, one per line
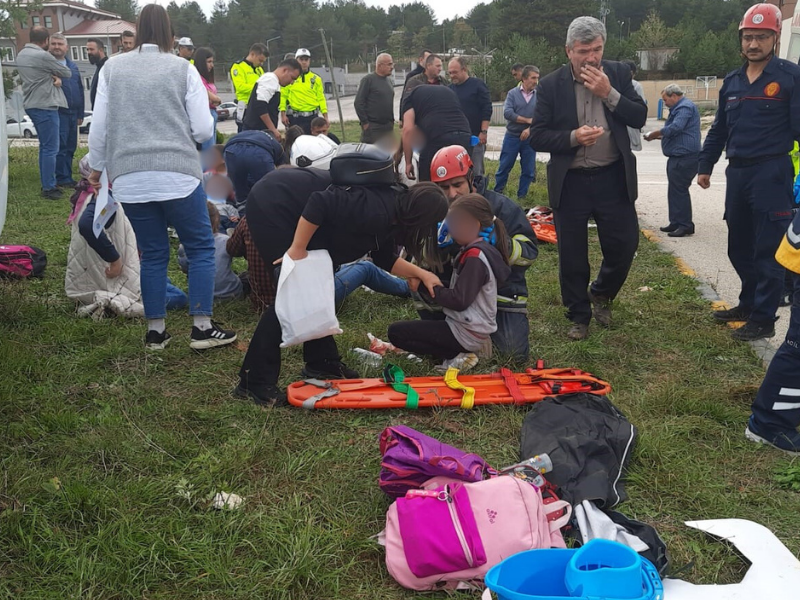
23,129,33,139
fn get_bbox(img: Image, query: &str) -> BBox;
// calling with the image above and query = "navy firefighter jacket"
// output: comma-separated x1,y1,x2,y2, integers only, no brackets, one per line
699,55,800,175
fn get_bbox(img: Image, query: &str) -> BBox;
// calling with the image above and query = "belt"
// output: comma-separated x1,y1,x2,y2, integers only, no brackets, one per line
728,154,787,168
289,110,319,118
568,160,621,175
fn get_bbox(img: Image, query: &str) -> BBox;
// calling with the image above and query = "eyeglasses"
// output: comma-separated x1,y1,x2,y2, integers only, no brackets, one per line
742,34,773,43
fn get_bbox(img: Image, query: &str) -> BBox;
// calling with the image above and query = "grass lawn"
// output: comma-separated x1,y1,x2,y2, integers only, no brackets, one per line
2,136,800,599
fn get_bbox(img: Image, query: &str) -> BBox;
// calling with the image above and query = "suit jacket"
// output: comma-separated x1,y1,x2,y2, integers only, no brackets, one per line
529,60,647,208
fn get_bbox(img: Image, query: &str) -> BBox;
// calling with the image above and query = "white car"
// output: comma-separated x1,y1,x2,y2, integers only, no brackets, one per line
6,116,37,138
216,101,237,121
80,111,92,134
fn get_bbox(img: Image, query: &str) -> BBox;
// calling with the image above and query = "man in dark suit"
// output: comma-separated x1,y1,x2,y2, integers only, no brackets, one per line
529,16,647,341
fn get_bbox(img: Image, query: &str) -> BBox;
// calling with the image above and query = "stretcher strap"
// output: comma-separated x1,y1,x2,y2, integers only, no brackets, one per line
383,364,419,409
301,386,340,409
499,367,526,404
443,368,475,409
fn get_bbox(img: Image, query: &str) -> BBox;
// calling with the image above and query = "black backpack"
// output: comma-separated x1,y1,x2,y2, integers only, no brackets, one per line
329,143,396,187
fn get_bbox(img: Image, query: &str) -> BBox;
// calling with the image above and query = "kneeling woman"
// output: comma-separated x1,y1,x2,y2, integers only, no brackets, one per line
389,194,511,371
236,167,448,406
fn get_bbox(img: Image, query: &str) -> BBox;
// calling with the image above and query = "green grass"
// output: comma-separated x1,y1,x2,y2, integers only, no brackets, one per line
1,141,799,599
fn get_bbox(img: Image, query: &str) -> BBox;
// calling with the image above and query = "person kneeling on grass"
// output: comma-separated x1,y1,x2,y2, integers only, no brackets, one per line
388,194,511,372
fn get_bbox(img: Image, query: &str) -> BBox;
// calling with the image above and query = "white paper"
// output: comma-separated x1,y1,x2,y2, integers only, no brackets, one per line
92,169,117,239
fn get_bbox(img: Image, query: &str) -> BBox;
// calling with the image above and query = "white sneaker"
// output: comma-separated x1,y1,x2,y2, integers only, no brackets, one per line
435,353,479,373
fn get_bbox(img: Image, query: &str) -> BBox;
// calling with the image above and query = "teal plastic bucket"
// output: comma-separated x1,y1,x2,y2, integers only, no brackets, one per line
483,549,574,600
564,540,642,599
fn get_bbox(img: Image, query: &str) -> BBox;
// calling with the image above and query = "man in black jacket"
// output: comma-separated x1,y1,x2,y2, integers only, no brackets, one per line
529,16,647,341
87,38,107,109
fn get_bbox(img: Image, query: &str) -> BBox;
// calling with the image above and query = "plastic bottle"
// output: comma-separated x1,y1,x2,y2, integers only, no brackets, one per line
523,453,553,474
353,348,382,368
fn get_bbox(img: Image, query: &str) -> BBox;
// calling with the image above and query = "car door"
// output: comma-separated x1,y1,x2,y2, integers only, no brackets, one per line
6,118,22,138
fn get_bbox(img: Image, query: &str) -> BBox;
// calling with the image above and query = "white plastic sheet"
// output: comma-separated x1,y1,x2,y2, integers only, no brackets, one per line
275,249,342,347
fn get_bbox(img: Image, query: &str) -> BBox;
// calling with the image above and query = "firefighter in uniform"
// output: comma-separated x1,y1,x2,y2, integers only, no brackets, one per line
698,3,800,342
746,211,800,454
230,43,268,132
279,48,328,134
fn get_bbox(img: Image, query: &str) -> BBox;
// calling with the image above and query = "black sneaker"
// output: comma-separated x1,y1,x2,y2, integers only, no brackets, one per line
713,305,750,322
731,320,775,342
41,188,63,200
233,383,288,407
301,360,360,380
145,330,171,350
588,290,612,327
190,321,237,350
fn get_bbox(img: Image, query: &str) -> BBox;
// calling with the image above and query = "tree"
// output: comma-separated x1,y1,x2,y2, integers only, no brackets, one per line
489,0,598,48
486,33,561,100
449,19,479,53
96,0,139,21
0,0,33,39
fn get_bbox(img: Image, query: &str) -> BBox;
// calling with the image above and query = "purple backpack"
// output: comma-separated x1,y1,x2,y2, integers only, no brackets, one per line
379,425,495,498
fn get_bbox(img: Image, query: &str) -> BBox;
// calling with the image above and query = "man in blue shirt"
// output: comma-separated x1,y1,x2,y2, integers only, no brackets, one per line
697,3,800,342
448,57,492,177
645,84,701,237
49,33,84,188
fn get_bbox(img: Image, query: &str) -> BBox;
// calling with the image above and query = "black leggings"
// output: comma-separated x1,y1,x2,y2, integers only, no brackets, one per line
387,320,467,361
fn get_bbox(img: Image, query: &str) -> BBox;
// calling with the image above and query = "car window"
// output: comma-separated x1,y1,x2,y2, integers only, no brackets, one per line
7,118,17,124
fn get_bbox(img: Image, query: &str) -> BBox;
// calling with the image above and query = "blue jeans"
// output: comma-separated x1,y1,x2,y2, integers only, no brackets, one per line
56,110,79,184
224,142,276,213
123,184,215,319
26,108,60,191
495,133,536,198
166,279,188,310
666,155,698,229
201,108,218,155
334,261,410,305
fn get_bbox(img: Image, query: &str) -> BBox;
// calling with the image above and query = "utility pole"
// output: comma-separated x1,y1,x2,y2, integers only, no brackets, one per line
319,28,346,143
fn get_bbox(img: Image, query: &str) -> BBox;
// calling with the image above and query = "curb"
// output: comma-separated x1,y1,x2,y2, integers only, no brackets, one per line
641,228,777,366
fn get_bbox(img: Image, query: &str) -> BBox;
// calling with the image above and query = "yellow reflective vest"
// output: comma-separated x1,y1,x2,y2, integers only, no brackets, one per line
230,59,264,104
279,70,328,114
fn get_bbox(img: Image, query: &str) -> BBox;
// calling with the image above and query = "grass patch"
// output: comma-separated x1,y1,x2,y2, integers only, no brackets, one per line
1,141,799,598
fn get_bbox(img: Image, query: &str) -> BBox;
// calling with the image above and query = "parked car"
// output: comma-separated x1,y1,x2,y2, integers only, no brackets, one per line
216,102,237,121
79,111,92,134
6,116,37,138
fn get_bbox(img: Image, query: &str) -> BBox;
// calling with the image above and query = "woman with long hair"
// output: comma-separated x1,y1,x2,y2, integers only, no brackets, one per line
88,4,235,350
193,46,221,152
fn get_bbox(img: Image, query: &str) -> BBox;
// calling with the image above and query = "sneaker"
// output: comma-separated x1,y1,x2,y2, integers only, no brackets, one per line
435,352,479,373
233,383,288,407
189,321,237,350
567,323,589,341
713,305,750,322
301,360,360,380
41,188,63,200
588,290,612,327
745,418,800,455
145,330,171,350
731,320,775,342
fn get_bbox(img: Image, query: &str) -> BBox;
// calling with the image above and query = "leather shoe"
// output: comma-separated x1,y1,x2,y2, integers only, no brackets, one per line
588,290,612,327
567,323,589,341
659,224,678,233
668,226,695,238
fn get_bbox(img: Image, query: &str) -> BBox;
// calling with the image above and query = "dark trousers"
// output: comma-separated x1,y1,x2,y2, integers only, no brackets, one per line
725,156,794,324
388,320,467,360
224,143,276,213
361,123,394,144
238,196,340,387
666,154,698,229
419,133,472,182
56,110,78,185
78,199,120,263
751,276,800,434
288,114,316,134
553,162,640,325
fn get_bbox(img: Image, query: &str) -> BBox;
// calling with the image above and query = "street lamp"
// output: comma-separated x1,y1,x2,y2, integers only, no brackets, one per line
265,35,280,71
471,47,497,82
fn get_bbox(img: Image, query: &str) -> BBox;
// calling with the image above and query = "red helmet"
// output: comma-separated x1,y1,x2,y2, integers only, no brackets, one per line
430,145,473,183
740,3,782,34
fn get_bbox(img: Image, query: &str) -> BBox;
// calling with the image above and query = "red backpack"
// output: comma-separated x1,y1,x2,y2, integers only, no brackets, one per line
0,245,47,278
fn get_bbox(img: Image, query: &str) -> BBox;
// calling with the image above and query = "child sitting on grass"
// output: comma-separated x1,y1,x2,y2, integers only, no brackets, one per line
311,116,341,144
204,171,239,232
388,194,511,371
179,202,243,301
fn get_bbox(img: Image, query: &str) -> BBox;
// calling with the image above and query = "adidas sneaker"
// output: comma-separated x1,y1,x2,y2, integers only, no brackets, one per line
189,321,237,350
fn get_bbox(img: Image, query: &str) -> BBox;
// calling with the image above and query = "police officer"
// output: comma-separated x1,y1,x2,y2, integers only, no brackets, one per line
428,145,538,362
279,48,328,134
698,3,800,342
230,43,268,132
746,212,800,454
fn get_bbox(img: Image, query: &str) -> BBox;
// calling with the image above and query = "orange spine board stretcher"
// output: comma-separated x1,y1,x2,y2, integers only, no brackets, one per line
526,207,557,245
287,367,611,410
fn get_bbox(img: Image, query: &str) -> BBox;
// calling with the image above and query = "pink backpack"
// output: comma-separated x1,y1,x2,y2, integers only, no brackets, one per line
0,245,47,278
382,476,571,591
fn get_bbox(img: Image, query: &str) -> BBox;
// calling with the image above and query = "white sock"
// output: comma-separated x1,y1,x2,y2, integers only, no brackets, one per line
193,316,212,331
148,318,166,334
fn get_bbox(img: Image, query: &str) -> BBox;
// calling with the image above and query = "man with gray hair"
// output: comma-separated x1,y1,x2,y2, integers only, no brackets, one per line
49,32,84,188
448,56,492,176
529,16,647,341
354,53,396,145
644,84,701,238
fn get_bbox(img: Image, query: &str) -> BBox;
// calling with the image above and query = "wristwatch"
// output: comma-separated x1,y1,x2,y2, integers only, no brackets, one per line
480,129,488,134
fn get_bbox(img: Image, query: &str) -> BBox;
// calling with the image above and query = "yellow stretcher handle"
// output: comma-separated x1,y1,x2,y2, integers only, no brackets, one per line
444,368,476,409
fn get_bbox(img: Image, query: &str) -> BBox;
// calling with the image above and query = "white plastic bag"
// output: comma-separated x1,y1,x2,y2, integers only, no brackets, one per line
275,249,342,347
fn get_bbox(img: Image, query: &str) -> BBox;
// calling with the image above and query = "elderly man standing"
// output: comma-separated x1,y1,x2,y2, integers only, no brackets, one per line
49,33,84,188
448,57,492,177
644,84,701,238
16,26,73,199
354,53,395,145
529,16,647,341
495,65,539,199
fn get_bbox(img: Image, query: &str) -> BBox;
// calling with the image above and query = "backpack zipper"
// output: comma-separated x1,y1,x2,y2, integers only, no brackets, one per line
442,485,474,568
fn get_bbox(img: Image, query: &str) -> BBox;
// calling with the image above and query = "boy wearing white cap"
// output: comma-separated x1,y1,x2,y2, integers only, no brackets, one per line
279,48,328,134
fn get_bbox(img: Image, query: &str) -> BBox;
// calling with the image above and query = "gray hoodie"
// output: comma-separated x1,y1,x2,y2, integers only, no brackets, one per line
16,43,72,110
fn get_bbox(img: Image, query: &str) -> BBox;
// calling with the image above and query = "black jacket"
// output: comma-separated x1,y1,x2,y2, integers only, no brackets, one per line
90,56,108,109
528,60,647,208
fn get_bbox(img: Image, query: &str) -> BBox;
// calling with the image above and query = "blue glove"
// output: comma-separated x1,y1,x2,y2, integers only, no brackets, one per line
794,173,800,205
437,221,454,248
479,225,497,246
